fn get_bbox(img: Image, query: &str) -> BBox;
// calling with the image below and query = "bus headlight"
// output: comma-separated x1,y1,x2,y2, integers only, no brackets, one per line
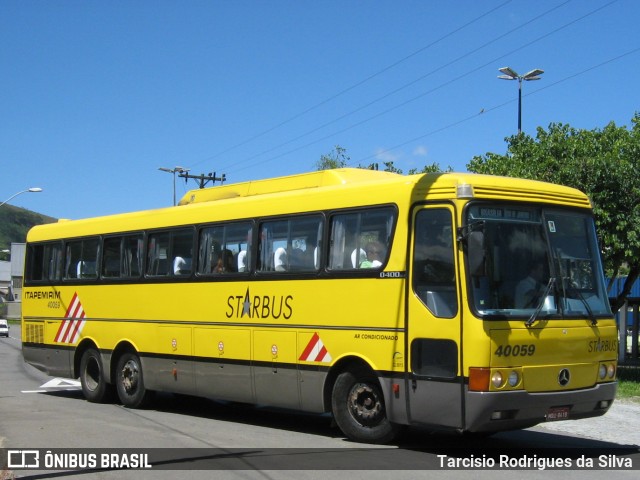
599,364,607,380
469,367,523,391
491,371,504,388
598,363,616,381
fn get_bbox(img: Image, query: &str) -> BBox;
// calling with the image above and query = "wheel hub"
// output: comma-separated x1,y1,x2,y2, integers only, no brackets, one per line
121,360,139,392
348,382,383,424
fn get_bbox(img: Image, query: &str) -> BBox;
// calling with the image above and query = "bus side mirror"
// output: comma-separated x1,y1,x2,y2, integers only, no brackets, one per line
468,231,485,277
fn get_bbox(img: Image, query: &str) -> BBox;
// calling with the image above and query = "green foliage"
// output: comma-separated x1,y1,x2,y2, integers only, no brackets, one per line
467,113,640,309
316,145,350,170
316,146,453,175
381,161,402,174
408,162,454,175
0,204,56,251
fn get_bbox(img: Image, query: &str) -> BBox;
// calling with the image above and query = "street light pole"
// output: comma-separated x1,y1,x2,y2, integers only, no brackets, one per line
158,167,190,206
0,187,43,208
498,67,544,134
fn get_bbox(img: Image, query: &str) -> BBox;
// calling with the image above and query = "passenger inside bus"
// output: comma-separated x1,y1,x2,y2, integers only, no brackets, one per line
214,249,236,273
360,241,385,268
514,262,545,308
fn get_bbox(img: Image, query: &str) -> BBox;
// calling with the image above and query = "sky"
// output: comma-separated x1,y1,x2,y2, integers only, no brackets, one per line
1,0,638,220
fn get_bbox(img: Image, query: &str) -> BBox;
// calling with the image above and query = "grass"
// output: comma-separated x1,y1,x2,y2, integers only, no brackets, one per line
616,366,640,401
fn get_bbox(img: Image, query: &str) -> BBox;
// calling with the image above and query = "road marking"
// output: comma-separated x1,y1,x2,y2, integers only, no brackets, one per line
21,378,81,394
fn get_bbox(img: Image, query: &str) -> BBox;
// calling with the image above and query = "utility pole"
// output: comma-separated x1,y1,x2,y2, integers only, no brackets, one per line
179,171,226,189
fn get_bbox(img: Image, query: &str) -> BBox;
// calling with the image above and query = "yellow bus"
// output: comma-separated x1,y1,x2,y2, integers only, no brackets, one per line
22,169,617,443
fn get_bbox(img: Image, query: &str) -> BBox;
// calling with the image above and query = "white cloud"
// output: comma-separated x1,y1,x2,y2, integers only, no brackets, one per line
374,148,400,163
412,145,428,157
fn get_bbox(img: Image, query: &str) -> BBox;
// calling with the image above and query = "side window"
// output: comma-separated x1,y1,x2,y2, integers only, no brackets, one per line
64,238,99,280
412,208,457,317
44,243,64,281
328,207,395,270
102,234,143,279
197,222,252,275
171,229,194,276
122,234,143,278
257,216,323,273
27,242,63,282
146,229,193,277
102,237,121,278
146,232,170,276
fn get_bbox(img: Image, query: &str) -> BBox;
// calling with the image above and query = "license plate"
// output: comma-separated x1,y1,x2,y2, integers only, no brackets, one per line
546,406,570,421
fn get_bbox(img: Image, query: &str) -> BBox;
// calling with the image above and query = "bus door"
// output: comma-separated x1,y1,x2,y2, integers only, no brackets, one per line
407,205,463,429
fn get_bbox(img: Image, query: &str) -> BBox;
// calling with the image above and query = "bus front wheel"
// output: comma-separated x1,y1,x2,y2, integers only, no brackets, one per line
331,367,399,444
115,352,151,408
79,347,112,403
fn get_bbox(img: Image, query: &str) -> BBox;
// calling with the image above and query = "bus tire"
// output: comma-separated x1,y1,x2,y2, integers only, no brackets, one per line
331,367,399,444
79,347,112,403
115,352,151,408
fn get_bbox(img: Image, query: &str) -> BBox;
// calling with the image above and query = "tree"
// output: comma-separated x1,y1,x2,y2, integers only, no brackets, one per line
368,160,452,174
316,146,452,174
408,162,453,175
467,114,640,311
316,145,350,170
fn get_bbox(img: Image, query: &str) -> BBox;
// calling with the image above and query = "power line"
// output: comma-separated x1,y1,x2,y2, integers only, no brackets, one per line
355,46,640,166
191,0,514,168
221,0,572,171
227,0,618,174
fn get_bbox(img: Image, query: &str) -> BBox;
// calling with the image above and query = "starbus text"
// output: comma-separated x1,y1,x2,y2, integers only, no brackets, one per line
226,290,294,320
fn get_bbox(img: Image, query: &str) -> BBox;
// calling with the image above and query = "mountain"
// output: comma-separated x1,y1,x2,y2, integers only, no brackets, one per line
0,204,56,248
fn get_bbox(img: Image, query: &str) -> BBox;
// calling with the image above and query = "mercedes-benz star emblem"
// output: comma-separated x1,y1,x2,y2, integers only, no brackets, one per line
558,368,571,386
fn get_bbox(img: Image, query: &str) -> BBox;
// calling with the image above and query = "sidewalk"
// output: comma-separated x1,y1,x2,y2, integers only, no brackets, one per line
537,398,640,446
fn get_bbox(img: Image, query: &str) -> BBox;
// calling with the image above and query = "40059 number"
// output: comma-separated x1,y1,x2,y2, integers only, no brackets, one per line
494,344,536,357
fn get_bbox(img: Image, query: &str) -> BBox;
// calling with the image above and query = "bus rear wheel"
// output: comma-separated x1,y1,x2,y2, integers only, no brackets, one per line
79,347,112,403
116,352,151,408
331,367,399,444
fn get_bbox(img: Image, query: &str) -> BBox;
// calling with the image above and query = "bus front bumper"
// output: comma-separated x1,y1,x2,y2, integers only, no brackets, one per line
464,382,617,433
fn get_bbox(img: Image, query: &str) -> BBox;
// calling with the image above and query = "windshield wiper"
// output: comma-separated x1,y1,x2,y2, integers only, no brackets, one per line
525,277,556,328
550,248,598,326
561,278,598,326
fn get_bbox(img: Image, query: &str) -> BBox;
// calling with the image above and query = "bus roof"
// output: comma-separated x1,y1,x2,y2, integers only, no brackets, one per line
177,168,402,205
27,169,591,242
177,168,591,209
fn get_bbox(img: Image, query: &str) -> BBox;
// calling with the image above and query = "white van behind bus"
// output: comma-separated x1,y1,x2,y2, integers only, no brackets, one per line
0,319,9,337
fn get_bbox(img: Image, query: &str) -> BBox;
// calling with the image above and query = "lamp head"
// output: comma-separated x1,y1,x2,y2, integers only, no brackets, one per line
498,66,519,79
523,68,544,80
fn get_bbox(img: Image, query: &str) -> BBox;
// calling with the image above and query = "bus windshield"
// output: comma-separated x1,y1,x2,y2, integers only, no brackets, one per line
467,204,611,320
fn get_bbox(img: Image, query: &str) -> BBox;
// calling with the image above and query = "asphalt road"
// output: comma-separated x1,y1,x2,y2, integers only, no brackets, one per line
1,324,638,480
